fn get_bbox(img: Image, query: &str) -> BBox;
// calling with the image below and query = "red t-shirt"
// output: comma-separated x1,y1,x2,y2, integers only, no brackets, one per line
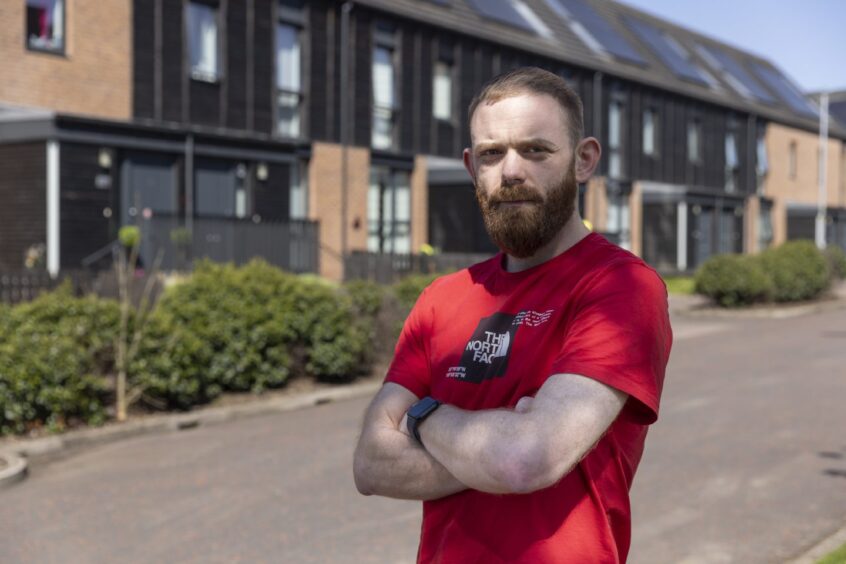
385,233,673,563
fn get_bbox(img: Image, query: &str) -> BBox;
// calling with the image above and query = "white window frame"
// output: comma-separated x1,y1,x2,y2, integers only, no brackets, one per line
724,131,739,192
643,108,658,157
608,98,625,179
372,27,399,150
432,60,454,122
276,21,303,138
687,119,702,164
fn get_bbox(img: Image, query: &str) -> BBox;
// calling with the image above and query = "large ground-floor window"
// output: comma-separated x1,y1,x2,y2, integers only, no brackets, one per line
368,165,410,254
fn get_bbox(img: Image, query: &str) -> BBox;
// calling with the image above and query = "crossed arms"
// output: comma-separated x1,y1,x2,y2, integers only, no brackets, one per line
353,373,627,500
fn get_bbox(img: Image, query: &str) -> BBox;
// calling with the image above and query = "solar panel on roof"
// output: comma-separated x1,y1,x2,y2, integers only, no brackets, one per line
750,63,817,117
698,44,775,104
624,17,708,86
464,0,535,33
552,0,647,65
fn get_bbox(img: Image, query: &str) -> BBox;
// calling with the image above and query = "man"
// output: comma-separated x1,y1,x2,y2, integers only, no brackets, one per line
353,67,672,563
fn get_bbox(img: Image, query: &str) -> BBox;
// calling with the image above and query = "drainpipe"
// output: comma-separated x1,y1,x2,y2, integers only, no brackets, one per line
816,92,829,249
340,2,353,268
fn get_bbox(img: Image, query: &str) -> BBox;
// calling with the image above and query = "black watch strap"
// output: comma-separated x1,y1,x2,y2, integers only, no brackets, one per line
406,396,441,446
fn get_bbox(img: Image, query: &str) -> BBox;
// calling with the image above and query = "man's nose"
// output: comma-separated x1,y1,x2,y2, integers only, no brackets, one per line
500,149,526,186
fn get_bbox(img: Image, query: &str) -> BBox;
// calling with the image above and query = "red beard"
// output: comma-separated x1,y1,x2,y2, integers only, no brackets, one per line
475,162,578,258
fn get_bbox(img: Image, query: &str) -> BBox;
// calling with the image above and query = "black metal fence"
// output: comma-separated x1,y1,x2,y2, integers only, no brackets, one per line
0,270,95,305
141,214,319,273
344,251,494,284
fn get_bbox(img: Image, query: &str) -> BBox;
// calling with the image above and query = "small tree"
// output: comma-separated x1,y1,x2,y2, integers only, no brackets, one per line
114,225,163,422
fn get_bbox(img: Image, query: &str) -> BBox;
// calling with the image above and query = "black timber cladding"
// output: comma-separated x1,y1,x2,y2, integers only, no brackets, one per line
162,0,184,123
226,0,248,130
0,143,47,270
133,0,155,120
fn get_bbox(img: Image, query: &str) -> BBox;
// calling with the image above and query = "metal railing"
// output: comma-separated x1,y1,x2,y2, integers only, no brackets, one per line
344,251,494,284
139,214,319,273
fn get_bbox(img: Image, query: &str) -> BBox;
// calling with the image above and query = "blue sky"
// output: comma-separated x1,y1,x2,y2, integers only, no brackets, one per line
617,0,846,93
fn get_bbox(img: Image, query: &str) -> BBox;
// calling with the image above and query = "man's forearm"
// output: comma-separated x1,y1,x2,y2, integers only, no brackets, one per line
418,405,540,494
354,424,467,500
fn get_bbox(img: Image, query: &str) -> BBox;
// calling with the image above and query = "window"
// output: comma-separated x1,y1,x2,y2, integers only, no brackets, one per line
642,108,658,157
687,119,702,164
368,167,411,253
788,141,797,179
756,130,768,193
433,61,454,121
605,189,631,250
289,160,309,220
187,2,219,82
724,131,739,192
26,0,64,53
372,28,398,150
276,22,302,137
758,200,774,251
608,99,625,178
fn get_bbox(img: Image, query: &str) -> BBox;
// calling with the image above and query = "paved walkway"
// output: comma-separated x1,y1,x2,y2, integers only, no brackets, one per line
0,306,845,562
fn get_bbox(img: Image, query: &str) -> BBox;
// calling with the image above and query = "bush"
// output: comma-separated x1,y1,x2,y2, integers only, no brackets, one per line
131,260,374,408
344,279,384,317
694,254,774,307
0,285,119,434
824,245,846,280
759,240,830,302
392,273,440,313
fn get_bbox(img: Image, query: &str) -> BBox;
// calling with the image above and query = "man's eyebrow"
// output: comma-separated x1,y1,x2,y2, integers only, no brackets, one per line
474,138,560,151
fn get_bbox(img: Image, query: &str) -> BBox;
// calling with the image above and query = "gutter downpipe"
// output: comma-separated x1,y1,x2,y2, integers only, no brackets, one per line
340,2,353,272
816,92,829,249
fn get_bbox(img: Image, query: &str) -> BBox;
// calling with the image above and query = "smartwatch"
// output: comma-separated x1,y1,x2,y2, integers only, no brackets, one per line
406,396,441,446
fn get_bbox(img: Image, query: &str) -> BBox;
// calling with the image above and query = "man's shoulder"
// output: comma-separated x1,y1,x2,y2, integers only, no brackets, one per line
572,235,665,293
423,255,500,295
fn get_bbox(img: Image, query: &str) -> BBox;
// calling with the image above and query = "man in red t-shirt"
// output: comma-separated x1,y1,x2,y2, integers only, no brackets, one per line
353,67,672,563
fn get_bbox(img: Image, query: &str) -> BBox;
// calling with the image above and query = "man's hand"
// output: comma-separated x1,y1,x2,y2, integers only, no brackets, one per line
353,383,467,501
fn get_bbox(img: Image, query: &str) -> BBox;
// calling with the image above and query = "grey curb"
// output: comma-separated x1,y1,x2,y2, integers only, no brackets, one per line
788,522,846,563
0,380,382,488
676,296,846,320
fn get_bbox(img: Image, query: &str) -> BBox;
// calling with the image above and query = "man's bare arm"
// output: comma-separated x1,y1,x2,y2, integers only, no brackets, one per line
353,383,467,500
417,374,627,494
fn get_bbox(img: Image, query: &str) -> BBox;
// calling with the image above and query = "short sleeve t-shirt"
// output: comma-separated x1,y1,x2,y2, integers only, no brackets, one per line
385,233,673,563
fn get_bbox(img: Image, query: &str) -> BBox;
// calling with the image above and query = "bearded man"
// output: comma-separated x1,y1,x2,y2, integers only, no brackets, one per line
353,67,672,563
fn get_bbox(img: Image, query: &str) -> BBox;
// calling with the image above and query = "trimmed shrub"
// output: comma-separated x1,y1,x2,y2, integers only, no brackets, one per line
694,254,774,307
0,285,119,434
824,245,846,280
344,279,384,317
759,240,830,302
131,260,374,408
392,273,440,313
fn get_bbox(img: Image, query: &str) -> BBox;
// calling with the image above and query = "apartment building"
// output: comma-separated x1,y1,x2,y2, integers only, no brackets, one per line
1,0,844,280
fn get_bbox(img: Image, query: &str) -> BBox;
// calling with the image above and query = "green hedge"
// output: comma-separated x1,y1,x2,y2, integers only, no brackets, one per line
695,241,832,307
759,240,830,302
130,260,373,409
0,284,119,434
694,254,773,307
824,245,846,280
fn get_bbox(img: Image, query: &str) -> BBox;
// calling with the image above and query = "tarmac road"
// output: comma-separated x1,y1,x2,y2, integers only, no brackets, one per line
0,309,845,563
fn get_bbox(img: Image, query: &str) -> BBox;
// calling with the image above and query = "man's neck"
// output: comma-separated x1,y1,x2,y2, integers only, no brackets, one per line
504,214,591,273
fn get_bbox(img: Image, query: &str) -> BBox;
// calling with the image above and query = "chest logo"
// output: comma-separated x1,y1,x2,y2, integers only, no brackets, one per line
446,312,518,384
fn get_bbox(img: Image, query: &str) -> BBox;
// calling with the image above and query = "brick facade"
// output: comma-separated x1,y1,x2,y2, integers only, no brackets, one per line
0,0,131,119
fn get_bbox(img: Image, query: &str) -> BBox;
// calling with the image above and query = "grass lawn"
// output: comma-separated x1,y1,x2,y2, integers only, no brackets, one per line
663,276,696,295
819,541,846,564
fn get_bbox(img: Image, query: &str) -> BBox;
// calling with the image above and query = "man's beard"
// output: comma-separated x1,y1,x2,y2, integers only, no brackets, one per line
475,163,578,259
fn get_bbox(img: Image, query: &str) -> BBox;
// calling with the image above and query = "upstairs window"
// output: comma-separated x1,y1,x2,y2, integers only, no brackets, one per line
372,24,399,150
26,0,64,53
756,130,769,192
276,23,302,137
687,119,702,164
433,60,454,121
607,99,625,179
724,131,739,192
788,141,797,179
187,2,219,82
642,108,658,157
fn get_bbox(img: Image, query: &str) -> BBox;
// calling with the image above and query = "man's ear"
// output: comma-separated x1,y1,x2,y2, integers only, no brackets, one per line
463,148,476,183
574,137,601,184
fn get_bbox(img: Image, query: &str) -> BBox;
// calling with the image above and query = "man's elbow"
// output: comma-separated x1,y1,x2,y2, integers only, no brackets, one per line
493,445,570,494
353,450,375,496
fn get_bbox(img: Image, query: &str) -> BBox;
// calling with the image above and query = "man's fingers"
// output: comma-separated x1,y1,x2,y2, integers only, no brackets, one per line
514,396,534,413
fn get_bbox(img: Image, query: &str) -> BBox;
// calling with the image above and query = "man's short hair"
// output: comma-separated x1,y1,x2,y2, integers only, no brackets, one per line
467,67,585,147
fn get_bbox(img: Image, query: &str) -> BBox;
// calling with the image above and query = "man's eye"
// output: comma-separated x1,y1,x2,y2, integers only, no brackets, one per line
480,149,500,157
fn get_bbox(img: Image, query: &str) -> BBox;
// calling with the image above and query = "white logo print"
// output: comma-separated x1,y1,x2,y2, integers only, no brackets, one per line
513,309,554,327
465,331,511,364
